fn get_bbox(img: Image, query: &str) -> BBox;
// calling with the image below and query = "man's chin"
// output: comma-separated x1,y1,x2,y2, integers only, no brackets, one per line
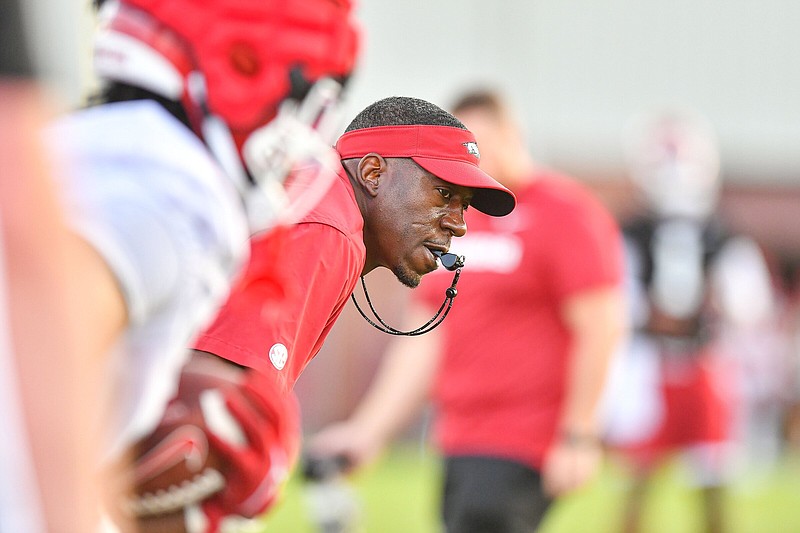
393,265,422,289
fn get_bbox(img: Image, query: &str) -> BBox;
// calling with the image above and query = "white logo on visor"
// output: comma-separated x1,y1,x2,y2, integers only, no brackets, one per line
462,141,480,159
269,343,288,370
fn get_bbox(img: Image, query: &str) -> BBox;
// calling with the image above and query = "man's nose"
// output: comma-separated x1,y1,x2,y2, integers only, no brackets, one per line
441,208,467,237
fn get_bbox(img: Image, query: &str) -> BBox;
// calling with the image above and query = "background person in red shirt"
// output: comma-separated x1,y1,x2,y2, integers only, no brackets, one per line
126,96,515,532
310,88,627,533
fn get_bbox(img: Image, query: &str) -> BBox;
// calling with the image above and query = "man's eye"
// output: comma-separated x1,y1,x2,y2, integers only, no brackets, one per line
437,188,451,200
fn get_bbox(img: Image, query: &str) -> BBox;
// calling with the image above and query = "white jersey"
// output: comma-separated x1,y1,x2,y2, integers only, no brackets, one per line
602,228,775,447
46,101,250,458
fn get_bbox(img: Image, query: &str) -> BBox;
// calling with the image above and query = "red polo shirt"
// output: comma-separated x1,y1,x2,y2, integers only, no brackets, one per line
417,172,623,469
193,168,365,393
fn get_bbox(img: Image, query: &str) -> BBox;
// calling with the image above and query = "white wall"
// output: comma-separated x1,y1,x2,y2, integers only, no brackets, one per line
343,0,800,184
20,0,97,109
59,0,800,184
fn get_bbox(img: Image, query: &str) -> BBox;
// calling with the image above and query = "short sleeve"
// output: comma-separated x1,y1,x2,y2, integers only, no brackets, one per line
193,222,363,389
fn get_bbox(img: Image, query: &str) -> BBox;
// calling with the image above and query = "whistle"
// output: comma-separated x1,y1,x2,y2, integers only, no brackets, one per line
432,250,465,271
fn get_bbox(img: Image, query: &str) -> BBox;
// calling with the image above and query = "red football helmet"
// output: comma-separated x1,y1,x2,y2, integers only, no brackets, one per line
95,0,358,137
93,0,361,229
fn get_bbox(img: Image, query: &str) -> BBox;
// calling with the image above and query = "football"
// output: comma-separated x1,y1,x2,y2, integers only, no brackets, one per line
112,352,247,531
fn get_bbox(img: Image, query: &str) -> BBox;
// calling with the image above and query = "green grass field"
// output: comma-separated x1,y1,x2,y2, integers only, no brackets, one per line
258,444,800,533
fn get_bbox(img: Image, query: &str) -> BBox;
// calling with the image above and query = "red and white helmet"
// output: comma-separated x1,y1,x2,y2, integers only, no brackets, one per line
623,109,721,221
95,0,358,139
93,0,361,230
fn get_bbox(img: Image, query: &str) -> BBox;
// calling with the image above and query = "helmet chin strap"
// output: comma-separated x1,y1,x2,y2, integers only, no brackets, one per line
350,252,465,336
181,71,347,235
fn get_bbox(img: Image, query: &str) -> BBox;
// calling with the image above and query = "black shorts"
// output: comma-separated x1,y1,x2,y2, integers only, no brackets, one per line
442,455,552,533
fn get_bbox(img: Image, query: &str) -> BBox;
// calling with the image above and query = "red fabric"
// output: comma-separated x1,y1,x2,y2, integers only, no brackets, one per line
335,125,515,217
122,0,360,132
416,172,623,469
335,125,482,162
201,370,301,523
193,169,365,391
616,350,737,468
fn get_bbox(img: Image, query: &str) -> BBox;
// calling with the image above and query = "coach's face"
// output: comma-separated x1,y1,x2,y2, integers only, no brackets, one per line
353,154,471,288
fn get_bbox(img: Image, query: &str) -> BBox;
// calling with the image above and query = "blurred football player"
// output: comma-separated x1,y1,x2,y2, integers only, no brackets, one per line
603,109,776,533
37,0,360,530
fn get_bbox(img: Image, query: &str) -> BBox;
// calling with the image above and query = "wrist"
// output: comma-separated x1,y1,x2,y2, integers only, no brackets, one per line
559,430,601,448
351,412,390,445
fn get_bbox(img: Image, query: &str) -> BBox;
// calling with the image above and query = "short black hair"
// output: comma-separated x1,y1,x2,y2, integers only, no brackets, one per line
344,96,466,132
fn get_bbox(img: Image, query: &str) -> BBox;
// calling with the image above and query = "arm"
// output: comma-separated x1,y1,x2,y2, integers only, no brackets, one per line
542,285,626,496
120,223,362,531
0,85,115,533
194,222,363,383
711,236,775,328
309,298,444,472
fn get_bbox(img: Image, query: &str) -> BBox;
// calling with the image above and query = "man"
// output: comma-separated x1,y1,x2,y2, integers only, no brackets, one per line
129,96,515,532
310,89,626,532
603,109,776,533
35,0,359,530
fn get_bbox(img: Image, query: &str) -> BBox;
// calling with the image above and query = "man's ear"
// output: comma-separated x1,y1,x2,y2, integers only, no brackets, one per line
356,153,386,197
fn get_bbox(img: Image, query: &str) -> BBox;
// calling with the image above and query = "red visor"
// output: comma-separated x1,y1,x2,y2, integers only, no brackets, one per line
335,125,515,216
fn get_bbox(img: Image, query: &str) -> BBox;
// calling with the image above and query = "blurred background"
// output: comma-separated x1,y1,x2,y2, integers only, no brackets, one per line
299,0,800,428
290,1,800,532
37,0,800,531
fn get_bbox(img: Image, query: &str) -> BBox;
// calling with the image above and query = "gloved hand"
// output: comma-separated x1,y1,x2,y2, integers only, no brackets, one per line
195,367,300,532
113,351,300,533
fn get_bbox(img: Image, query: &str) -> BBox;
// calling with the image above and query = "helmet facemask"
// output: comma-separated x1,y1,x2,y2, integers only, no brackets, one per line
240,76,346,232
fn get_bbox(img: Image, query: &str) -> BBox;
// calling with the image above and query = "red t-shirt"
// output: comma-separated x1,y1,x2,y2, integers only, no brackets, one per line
417,172,623,469
193,169,365,393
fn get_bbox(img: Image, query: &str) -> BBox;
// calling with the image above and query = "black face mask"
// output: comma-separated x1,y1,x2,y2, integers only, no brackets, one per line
350,251,465,336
